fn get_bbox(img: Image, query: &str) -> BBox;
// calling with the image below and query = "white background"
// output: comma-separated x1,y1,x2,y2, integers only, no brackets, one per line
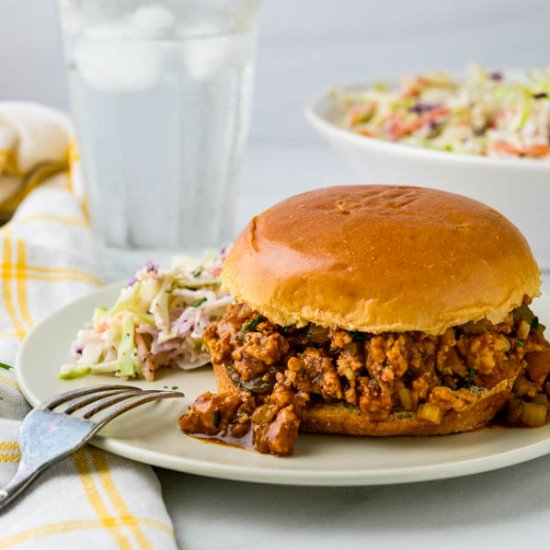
1,0,549,142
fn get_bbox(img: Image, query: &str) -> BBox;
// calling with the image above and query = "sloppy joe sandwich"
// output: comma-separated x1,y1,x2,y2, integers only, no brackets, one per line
179,185,550,456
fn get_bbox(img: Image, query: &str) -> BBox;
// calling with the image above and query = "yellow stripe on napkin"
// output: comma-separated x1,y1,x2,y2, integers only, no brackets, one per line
0,454,20,464
89,447,153,550
23,265,101,286
1,161,67,213
0,373,18,389
0,149,21,177
73,449,133,550
15,239,33,330
0,442,19,451
0,441,21,464
0,517,173,549
8,214,88,229
1,232,26,339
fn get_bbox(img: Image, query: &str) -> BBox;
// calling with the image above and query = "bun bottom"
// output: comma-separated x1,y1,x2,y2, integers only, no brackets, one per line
213,363,513,436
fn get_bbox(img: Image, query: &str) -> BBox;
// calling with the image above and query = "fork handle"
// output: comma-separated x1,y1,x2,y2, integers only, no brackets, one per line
0,462,43,511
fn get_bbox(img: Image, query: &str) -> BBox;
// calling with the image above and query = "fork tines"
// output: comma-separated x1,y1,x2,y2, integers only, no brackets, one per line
43,385,138,411
62,387,144,415
42,385,184,426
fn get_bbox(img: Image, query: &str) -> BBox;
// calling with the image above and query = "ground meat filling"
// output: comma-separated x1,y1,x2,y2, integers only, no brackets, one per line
179,300,550,456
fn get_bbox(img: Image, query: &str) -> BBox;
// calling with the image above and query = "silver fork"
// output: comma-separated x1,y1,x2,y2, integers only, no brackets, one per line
0,384,184,511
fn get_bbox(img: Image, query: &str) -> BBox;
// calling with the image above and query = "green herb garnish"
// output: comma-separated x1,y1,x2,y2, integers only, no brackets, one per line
0,362,13,371
58,366,91,380
466,368,476,385
517,339,525,348
171,386,179,390
180,281,219,290
531,316,540,331
191,267,203,278
513,304,536,323
191,297,207,307
242,316,262,332
350,331,364,342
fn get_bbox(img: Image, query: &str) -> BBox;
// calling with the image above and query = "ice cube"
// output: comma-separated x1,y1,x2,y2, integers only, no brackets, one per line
181,32,253,81
74,35,164,92
130,4,176,38
72,5,175,92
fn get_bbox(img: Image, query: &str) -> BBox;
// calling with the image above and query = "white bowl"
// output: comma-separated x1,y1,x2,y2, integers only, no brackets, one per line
305,90,550,269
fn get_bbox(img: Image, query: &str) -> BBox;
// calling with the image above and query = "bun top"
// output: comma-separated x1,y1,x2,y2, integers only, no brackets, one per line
222,185,541,334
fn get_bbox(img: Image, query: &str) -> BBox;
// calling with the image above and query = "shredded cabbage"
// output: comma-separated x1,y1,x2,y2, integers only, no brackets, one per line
334,64,550,160
60,249,231,381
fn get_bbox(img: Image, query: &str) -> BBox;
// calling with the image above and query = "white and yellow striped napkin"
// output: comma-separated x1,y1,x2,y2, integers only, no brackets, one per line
0,103,177,549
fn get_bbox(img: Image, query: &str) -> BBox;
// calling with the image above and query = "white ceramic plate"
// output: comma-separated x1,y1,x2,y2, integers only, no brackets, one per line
15,283,550,486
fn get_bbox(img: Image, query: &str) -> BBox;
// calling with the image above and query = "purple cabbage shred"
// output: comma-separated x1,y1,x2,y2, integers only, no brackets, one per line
145,260,158,272
409,102,439,115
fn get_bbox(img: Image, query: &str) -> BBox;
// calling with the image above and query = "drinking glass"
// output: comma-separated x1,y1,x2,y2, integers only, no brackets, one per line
57,0,259,279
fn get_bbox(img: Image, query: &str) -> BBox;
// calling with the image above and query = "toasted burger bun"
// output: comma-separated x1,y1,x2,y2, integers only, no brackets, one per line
213,363,513,436
222,185,541,335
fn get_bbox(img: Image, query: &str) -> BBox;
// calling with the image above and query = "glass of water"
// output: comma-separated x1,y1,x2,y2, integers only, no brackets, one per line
57,0,259,279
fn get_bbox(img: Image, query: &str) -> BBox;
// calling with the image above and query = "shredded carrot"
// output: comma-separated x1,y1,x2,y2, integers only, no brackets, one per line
347,103,376,125
389,106,451,139
492,141,522,155
97,322,109,333
524,144,550,158
401,86,421,99
492,142,550,158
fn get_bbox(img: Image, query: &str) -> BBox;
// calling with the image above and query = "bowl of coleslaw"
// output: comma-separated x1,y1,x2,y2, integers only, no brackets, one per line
305,65,550,268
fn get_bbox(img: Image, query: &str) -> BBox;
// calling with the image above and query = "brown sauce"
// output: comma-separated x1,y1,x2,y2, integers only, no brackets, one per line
190,428,255,452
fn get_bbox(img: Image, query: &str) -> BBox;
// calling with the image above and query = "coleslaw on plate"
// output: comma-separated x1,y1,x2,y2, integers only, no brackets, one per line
59,250,231,381
333,64,550,160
